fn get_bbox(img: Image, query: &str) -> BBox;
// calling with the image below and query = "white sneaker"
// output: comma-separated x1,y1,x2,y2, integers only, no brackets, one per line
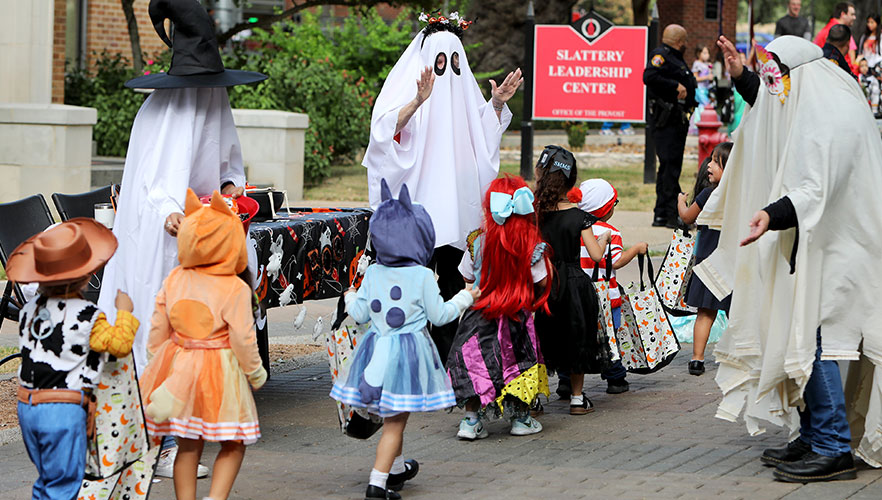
456,418,489,440
510,416,543,436
154,448,210,478
599,128,615,136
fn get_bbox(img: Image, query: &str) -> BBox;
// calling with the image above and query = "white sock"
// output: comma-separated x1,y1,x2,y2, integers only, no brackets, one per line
571,394,584,405
390,455,405,474
369,468,389,489
464,411,478,423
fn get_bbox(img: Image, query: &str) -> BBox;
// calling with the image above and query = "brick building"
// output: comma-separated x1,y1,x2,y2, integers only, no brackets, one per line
50,0,403,104
657,0,738,65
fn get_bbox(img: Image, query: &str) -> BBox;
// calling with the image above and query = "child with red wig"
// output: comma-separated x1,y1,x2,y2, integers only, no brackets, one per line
575,179,648,394
532,146,612,415
446,175,553,439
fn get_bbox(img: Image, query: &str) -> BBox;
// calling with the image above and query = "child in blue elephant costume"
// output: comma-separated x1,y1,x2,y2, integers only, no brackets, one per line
331,179,478,500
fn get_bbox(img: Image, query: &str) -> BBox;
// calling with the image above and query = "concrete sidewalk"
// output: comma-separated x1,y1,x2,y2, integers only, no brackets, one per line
2,350,879,499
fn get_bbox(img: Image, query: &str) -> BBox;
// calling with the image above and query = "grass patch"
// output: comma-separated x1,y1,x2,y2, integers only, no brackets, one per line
304,161,700,213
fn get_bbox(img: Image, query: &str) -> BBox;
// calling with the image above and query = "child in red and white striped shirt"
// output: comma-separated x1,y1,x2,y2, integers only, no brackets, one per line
574,179,648,393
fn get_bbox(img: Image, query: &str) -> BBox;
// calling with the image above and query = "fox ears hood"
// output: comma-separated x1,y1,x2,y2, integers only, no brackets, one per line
177,188,248,275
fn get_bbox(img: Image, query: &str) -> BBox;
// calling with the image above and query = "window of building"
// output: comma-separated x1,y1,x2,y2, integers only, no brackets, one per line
65,0,86,70
705,0,719,20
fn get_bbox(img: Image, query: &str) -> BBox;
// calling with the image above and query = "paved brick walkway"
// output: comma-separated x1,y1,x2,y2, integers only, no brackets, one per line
2,352,881,499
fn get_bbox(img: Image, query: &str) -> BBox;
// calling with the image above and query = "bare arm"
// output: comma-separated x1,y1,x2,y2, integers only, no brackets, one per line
395,66,434,135
613,242,649,270
678,192,702,225
581,229,611,262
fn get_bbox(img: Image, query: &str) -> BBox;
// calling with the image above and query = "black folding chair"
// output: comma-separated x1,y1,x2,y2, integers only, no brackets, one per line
0,194,56,329
51,184,117,220
50,185,118,303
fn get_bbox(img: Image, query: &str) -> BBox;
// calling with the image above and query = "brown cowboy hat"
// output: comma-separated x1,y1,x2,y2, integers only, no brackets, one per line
5,218,118,285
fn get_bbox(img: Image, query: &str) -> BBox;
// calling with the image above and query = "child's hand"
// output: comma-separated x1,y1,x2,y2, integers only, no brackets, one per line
115,290,134,312
635,242,649,255
678,192,689,206
597,230,612,245
465,283,481,301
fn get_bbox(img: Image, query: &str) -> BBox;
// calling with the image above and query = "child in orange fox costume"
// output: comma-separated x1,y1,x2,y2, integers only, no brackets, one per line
139,189,267,500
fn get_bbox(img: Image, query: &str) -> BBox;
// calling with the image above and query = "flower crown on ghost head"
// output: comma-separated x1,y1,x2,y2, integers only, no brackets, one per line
419,11,473,39
756,44,791,104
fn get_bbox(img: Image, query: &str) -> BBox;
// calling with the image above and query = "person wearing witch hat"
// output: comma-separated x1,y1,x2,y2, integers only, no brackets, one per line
6,219,139,500
96,0,266,483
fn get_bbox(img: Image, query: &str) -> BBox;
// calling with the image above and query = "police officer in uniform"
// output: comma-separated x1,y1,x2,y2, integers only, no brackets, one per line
643,24,697,228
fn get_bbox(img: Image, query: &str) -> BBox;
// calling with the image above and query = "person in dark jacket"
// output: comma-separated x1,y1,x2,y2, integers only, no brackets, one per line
643,24,698,228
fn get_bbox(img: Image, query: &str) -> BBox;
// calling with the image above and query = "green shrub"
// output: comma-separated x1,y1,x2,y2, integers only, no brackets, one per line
65,52,145,157
225,11,414,183
564,121,587,150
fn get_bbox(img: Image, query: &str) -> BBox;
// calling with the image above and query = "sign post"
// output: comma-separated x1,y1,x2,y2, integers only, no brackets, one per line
533,12,648,123
520,1,535,180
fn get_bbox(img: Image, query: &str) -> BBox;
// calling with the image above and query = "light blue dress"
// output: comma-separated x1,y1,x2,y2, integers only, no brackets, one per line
330,264,471,417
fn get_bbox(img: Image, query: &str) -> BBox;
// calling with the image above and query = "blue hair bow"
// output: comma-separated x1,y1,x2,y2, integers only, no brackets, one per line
490,187,535,225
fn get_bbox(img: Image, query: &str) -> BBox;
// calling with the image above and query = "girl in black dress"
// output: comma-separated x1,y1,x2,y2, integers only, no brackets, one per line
532,146,612,415
677,142,733,376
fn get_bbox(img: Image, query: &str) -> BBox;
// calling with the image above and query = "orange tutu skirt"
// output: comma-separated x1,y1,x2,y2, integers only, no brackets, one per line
139,337,260,444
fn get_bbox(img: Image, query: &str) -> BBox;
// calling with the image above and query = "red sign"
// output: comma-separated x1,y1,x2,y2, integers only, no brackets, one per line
533,15,647,122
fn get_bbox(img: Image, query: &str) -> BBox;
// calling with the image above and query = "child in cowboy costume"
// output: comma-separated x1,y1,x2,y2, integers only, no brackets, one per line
6,219,138,500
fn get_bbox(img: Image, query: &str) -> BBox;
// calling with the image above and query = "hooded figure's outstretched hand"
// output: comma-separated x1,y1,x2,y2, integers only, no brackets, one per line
717,36,743,79
740,210,770,246
416,66,435,105
490,68,524,105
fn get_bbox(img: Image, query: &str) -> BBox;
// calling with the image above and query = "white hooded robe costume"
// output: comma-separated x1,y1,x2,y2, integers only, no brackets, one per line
694,36,882,467
98,87,246,370
363,30,512,250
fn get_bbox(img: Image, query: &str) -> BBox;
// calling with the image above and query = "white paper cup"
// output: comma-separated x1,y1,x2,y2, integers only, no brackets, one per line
94,203,114,229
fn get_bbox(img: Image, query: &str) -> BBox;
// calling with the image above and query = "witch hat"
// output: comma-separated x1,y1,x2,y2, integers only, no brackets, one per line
125,0,267,89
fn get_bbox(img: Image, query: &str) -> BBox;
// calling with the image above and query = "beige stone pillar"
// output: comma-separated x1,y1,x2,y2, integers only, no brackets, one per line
0,0,97,206
232,109,309,201
0,0,53,104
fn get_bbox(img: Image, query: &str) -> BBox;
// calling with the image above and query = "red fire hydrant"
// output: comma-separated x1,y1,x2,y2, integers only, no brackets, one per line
697,107,729,166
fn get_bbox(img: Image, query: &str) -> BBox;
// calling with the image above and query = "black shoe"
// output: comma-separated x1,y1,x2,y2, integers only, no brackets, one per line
386,459,419,491
761,439,812,466
569,393,595,415
652,216,669,227
773,451,857,483
688,360,705,375
556,379,571,400
665,216,684,229
606,378,630,394
365,484,402,499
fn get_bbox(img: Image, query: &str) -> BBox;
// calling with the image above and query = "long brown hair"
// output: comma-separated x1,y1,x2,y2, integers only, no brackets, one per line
534,160,578,220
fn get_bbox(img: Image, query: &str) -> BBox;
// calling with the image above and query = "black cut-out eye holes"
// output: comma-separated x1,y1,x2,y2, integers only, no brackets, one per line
434,52,447,76
451,51,461,75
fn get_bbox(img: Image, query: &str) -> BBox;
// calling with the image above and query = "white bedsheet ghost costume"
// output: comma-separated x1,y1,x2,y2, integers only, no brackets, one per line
694,36,882,467
363,29,512,250
98,87,246,370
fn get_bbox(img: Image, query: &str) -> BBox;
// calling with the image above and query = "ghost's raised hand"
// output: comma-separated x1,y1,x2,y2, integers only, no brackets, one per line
490,68,524,105
415,66,435,105
716,35,743,79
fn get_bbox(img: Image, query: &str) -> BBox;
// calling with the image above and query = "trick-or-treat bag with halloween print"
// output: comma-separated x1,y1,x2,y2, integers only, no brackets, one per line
324,239,382,439
591,246,620,363
654,228,697,316
617,255,680,374
80,355,160,500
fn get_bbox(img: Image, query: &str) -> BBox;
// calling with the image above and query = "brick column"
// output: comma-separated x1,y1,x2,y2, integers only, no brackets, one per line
53,0,66,103
657,0,737,65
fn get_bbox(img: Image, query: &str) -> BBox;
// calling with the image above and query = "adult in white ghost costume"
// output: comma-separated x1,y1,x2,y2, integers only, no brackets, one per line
363,14,522,361
90,0,267,492
697,35,882,482
97,87,249,370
